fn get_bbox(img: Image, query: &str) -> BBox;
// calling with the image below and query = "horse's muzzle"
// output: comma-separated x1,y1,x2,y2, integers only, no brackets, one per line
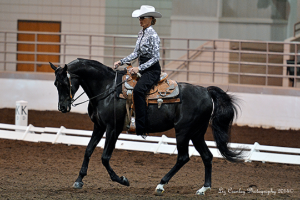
58,103,71,113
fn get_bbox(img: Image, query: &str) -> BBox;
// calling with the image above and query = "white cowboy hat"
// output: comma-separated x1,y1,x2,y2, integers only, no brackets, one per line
132,5,162,18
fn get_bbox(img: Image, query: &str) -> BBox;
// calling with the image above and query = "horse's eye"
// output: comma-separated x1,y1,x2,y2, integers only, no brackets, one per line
55,81,62,87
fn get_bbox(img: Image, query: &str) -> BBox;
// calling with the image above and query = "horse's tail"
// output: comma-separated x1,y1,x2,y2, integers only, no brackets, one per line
207,86,242,162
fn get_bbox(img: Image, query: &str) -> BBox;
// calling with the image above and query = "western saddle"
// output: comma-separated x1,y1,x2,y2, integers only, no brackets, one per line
118,64,181,133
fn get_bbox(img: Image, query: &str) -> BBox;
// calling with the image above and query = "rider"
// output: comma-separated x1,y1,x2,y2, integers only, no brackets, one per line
114,5,162,135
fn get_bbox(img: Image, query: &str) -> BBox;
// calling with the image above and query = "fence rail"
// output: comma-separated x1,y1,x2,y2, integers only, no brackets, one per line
1,31,300,87
0,123,299,165
294,21,300,37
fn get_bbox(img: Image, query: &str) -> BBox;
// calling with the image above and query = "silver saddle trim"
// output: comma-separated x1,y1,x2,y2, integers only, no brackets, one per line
125,75,134,90
159,72,168,82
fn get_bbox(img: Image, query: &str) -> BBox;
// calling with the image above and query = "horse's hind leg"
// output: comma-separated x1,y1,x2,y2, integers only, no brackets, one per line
101,127,130,186
155,134,190,195
73,123,105,189
191,133,213,195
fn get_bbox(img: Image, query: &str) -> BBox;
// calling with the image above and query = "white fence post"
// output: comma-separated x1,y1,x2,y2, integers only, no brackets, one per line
154,135,167,154
245,142,260,162
53,126,66,144
22,124,33,140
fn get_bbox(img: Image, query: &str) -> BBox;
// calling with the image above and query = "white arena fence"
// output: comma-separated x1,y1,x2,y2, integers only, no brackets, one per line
0,123,300,165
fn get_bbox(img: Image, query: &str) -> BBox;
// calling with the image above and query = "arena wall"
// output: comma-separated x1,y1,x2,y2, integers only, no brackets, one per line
1,77,300,130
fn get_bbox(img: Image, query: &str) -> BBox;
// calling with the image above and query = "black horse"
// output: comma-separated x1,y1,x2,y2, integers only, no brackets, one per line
50,58,241,195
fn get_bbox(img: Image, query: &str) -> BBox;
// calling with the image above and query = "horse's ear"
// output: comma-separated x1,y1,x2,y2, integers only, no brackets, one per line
63,64,68,72
62,64,68,74
49,62,57,71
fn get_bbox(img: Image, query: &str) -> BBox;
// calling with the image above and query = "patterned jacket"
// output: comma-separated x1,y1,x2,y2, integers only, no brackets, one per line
120,26,160,71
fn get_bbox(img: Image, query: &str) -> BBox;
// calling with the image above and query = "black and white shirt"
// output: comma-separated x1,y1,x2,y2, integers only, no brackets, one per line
120,26,160,71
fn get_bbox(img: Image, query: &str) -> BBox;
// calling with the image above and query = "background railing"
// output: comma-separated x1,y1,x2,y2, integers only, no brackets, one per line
294,21,300,37
0,31,300,87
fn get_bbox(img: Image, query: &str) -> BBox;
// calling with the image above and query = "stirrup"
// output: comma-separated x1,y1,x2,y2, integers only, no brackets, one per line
127,117,136,133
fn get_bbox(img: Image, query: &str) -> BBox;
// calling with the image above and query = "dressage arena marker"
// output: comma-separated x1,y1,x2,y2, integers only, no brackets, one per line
15,100,28,127
0,123,300,165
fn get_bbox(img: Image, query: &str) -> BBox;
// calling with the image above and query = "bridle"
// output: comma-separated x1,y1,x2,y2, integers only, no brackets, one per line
67,71,75,99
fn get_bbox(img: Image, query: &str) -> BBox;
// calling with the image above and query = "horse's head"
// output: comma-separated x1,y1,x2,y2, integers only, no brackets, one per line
50,62,79,113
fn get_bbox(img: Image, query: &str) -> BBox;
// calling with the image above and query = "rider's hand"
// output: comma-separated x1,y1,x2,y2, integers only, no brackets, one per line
114,61,121,69
129,67,139,74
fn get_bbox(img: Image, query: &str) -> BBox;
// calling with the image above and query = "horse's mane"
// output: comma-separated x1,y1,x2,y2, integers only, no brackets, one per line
68,58,115,75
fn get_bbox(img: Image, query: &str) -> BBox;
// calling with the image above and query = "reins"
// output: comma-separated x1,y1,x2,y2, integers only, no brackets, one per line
113,71,118,136
69,71,131,107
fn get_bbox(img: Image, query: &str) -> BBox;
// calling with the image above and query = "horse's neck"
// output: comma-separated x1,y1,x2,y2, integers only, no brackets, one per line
75,66,115,99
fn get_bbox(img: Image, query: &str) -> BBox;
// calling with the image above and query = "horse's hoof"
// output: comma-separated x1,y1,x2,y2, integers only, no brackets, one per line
155,184,165,196
73,181,84,189
196,186,211,195
121,176,130,186
155,188,164,196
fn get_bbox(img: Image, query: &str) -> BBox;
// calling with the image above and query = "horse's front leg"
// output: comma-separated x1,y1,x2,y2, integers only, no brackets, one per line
101,127,130,186
73,123,105,189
